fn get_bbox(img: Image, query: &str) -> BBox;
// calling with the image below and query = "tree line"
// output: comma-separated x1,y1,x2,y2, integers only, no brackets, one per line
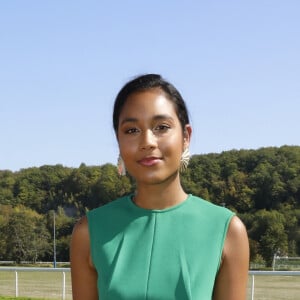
0,145,299,267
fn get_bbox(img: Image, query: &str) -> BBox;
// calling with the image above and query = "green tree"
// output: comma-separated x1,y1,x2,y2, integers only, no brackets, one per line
46,207,75,261
63,164,102,213
2,206,51,263
0,205,14,259
249,210,288,266
225,171,254,212
91,164,132,208
0,170,15,205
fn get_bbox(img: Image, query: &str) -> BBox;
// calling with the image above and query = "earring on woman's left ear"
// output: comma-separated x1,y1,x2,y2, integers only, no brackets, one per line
180,148,190,172
117,155,126,176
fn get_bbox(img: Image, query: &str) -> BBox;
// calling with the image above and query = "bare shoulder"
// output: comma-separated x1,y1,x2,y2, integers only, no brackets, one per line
213,215,249,300
72,215,89,237
71,215,98,299
70,215,93,266
223,215,249,263
227,215,248,242
70,216,90,263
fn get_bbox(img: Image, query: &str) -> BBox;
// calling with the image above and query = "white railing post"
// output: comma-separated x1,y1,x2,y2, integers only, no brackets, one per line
15,270,18,297
62,271,66,300
251,274,255,300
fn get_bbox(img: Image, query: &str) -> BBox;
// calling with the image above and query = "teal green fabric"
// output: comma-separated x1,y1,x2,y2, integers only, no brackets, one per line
87,194,234,300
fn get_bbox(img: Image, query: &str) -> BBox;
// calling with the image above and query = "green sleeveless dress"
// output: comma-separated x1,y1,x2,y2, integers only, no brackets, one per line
87,194,234,300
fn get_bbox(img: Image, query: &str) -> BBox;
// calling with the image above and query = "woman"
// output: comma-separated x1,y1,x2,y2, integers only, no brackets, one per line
70,74,249,299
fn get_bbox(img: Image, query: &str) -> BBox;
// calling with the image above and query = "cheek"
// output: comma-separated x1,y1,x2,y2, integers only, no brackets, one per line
119,140,136,158
161,135,184,157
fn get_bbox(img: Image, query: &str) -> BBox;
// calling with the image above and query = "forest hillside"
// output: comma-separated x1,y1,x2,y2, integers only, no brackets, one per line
0,145,299,267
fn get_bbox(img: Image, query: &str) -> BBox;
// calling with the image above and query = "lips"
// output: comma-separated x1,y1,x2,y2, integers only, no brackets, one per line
138,157,162,166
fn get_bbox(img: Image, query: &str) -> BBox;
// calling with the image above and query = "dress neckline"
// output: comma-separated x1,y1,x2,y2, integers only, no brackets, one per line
127,194,192,213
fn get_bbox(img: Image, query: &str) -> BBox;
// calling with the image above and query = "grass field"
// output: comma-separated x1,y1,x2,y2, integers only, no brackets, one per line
247,275,300,300
0,296,45,300
0,270,299,299
0,270,72,300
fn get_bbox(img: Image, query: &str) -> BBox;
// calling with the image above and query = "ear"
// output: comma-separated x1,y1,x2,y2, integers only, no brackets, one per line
183,124,192,148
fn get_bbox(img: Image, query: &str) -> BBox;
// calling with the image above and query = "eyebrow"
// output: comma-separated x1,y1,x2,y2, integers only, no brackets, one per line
120,114,174,126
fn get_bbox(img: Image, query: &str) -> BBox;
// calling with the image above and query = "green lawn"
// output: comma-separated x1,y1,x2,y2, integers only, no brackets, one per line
0,270,72,300
0,296,45,300
247,275,300,300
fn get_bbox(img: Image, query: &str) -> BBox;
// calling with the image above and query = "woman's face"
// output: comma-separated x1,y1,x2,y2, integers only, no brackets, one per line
117,89,191,185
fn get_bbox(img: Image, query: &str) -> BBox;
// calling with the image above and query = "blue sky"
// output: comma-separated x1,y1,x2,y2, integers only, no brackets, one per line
1,1,299,171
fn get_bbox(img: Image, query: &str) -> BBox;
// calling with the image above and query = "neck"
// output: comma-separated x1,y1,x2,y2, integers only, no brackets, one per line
133,175,187,210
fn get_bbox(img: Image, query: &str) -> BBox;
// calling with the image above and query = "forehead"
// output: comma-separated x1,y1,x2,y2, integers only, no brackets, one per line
120,89,177,117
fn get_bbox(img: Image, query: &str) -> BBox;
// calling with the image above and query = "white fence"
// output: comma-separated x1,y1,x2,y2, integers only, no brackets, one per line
0,267,70,299
248,270,300,300
1,268,300,299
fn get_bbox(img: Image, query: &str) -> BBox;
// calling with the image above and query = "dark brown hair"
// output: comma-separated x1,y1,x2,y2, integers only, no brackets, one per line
113,74,190,134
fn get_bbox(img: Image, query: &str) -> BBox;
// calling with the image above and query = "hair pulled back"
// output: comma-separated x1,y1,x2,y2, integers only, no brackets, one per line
113,74,190,134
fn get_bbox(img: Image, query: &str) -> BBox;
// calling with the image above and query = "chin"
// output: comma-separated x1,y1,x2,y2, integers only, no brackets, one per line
137,170,179,185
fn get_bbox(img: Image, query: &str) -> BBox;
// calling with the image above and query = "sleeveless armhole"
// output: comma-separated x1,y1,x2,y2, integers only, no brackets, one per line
216,212,235,271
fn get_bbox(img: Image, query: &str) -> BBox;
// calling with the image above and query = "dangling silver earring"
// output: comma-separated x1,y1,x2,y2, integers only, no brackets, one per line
180,148,190,172
117,155,126,176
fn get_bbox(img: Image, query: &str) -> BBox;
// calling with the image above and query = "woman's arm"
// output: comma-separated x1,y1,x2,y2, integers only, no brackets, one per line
213,216,249,300
70,216,99,300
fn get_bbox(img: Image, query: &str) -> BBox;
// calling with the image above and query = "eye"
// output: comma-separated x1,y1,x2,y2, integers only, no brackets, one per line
154,124,171,132
125,127,140,134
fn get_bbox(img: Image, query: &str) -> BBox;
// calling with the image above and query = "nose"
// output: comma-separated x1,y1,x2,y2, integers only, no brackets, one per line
140,129,157,150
